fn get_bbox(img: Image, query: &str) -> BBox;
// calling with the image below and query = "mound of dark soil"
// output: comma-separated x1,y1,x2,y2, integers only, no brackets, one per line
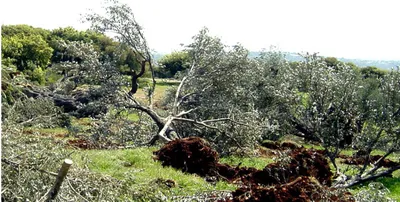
67,139,96,149
153,137,219,176
216,163,258,182
290,148,333,186
155,138,333,185
261,141,280,150
66,138,122,149
280,141,301,150
226,176,354,202
261,140,301,150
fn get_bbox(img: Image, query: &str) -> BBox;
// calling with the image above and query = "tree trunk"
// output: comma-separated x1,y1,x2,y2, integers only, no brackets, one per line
129,60,146,95
22,87,81,113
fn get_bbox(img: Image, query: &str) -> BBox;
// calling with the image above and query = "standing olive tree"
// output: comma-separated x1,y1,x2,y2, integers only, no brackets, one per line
282,55,361,168
340,67,400,188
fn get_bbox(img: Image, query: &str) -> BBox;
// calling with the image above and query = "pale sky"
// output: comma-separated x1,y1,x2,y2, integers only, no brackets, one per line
1,0,399,60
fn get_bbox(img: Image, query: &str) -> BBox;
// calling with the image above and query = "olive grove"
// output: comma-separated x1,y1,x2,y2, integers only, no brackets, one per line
1,0,399,200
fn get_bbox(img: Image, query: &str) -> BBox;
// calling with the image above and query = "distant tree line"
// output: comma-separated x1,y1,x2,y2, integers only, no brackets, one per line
2,24,389,85
1,25,143,85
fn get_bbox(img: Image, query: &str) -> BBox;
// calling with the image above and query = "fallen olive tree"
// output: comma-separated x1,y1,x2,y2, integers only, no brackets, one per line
6,0,262,152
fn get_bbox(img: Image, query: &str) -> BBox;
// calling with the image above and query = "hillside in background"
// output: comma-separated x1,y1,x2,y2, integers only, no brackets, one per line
249,51,400,70
155,51,399,70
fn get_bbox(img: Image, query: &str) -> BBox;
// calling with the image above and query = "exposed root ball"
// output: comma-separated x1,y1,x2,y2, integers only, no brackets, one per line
289,148,333,186
241,148,332,186
261,141,280,150
154,137,219,176
280,141,301,150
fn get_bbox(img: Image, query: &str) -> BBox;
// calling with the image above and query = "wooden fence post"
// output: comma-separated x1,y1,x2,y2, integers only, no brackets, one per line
46,159,73,201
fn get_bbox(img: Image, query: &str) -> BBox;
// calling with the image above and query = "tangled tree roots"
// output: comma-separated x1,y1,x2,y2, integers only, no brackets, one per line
154,137,353,201
226,176,354,202
153,137,219,176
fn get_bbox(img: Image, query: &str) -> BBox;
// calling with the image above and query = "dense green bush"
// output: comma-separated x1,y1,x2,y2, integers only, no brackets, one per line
30,66,46,85
158,51,190,78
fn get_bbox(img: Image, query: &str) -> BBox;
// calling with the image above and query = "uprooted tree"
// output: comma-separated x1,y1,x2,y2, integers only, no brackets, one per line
6,0,399,190
79,0,271,151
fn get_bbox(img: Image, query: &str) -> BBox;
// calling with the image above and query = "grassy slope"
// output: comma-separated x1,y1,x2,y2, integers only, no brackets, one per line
135,78,178,105
71,148,237,198
70,147,399,200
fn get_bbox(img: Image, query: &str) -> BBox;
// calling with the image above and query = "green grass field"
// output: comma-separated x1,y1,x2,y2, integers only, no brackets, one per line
71,148,237,198
68,146,399,201
22,124,400,201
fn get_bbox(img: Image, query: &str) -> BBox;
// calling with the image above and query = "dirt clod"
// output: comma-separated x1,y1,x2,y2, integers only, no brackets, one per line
280,141,301,150
67,139,95,149
261,141,280,150
66,138,122,149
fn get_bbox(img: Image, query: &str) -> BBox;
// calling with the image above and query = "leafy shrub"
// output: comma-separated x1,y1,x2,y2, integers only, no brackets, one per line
45,68,63,85
30,66,46,85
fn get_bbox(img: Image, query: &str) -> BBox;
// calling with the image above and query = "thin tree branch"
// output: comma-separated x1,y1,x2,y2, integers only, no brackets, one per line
66,178,90,202
125,94,165,130
202,118,231,123
173,77,187,114
176,108,197,117
173,117,221,131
